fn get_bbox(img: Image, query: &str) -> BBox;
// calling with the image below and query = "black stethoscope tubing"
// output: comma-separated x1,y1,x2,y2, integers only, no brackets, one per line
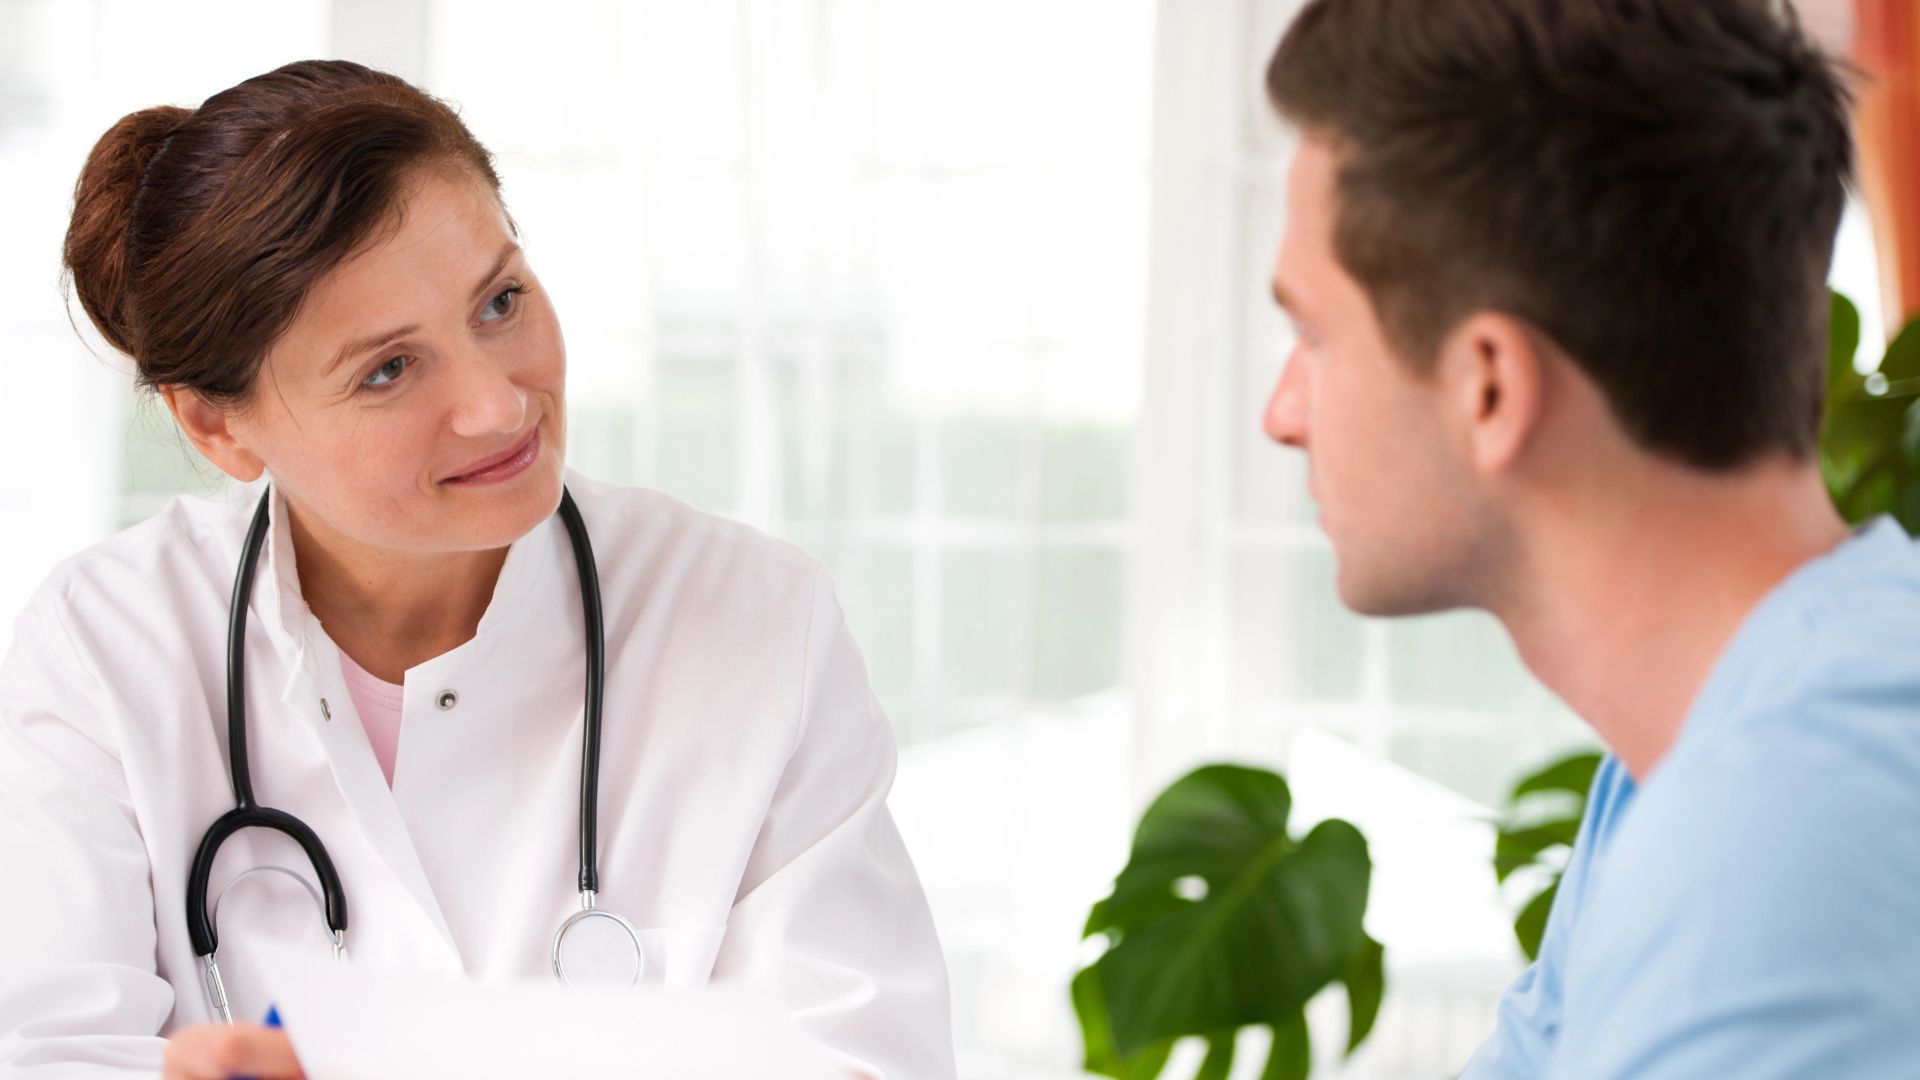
185,484,606,1010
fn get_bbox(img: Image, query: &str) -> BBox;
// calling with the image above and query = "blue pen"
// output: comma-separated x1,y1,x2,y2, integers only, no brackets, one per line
232,1005,281,1080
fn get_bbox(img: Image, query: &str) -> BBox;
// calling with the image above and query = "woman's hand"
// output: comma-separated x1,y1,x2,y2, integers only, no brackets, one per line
162,1023,306,1079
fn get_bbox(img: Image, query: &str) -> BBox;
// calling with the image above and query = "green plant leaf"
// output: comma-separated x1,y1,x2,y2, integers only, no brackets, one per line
1261,1013,1311,1080
1086,887,1196,940
1493,816,1580,883
1901,400,1920,464
1073,967,1173,1079
1088,765,1295,940
1089,776,1370,1055
1195,1033,1236,1080
1901,473,1920,536
1823,295,1920,533
1829,290,1862,398
1078,765,1383,1070
1340,934,1386,1055
1843,460,1900,523
1495,750,1603,963
1881,315,1920,383
1509,751,1604,801
1513,880,1559,962
1827,392,1912,476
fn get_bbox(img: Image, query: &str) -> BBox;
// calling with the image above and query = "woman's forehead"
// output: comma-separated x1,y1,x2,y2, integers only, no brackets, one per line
280,171,518,357
349,169,513,278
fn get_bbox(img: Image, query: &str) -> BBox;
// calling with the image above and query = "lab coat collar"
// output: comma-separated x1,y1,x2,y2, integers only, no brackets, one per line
237,474,559,706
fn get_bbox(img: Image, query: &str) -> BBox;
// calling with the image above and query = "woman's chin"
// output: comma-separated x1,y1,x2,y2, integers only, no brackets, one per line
436,459,565,550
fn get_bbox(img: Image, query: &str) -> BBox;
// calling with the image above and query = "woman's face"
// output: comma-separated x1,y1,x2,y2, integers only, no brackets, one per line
220,165,567,556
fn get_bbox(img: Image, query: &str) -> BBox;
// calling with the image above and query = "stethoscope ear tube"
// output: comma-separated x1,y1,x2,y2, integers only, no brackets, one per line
556,488,606,897
190,488,351,961
224,488,272,812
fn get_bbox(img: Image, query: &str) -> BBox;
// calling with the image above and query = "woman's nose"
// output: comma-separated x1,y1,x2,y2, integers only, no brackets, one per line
447,350,528,438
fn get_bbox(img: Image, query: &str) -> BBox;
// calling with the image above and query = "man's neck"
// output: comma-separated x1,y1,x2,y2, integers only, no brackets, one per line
286,498,510,685
1495,458,1849,781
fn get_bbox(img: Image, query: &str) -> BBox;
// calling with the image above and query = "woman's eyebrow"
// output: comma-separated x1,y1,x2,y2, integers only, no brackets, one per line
466,241,523,304
321,241,524,377
324,324,417,378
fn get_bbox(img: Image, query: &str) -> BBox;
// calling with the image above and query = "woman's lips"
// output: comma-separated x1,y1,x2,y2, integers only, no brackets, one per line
443,427,540,485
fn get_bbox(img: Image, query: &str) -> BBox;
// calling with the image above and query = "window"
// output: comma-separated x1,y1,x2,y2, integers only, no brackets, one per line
422,0,1154,742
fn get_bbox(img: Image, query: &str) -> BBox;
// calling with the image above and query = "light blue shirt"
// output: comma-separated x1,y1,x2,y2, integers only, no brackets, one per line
1462,517,1920,1079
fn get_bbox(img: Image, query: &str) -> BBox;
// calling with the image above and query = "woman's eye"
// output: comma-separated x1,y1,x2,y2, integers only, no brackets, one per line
478,284,526,324
362,355,411,389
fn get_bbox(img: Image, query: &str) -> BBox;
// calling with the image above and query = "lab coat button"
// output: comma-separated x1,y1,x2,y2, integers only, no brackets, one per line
436,690,458,711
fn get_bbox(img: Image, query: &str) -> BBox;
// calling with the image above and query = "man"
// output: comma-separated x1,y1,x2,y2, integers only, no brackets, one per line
1260,1,1920,1076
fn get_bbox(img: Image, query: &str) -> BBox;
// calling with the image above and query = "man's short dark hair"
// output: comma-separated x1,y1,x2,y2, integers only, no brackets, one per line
1268,0,1854,469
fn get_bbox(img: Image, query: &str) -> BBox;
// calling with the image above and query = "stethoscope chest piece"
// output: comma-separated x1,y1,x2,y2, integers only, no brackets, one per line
552,892,644,990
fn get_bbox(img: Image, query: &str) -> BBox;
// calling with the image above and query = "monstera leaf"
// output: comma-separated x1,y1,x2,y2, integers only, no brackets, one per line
1823,291,1920,533
1493,749,1602,960
1075,765,1383,1079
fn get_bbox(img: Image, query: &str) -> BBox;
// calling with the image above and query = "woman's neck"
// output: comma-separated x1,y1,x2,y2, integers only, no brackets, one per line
286,497,510,684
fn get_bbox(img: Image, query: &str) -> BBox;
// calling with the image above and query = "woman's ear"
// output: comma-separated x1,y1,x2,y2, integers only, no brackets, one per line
160,385,266,482
1437,312,1546,477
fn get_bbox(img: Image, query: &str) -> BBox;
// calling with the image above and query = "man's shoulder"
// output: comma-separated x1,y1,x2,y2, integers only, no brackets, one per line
1551,715,1920,1075
1663,519,1920,816
1567,708,1920,1011
1613,713,1920,884
1664,520,1910,722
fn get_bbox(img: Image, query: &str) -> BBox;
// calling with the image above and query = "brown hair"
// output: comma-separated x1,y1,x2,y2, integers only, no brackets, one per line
63,59,507,406
1267,0,1854,469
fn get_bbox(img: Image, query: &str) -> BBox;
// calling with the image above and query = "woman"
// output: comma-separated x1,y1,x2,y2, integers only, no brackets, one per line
0,60,952,1079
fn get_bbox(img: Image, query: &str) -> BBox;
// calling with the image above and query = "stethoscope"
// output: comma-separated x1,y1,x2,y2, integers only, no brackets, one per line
186,485,644,1023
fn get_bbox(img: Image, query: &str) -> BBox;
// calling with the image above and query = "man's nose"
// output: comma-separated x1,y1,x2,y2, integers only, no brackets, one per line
1263,354,1309,449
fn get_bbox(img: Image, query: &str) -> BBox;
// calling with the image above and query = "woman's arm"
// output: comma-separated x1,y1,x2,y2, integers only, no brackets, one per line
710,568,956,1080
0,594,175,1077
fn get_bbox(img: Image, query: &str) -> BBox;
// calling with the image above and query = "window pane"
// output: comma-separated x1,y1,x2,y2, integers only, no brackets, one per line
834,543,917,711
939,549,1019,702
1230,546,1366,706
1039,423,1129,522
651,356,737,514
941,415,1026,519
1033,548,1125,698
1387,611,1534,714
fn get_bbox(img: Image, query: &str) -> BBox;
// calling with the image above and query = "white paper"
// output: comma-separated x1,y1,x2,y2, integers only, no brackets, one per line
253,945,843,1080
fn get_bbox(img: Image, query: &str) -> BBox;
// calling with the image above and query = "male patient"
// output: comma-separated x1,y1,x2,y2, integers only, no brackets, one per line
1259,1,1920,1076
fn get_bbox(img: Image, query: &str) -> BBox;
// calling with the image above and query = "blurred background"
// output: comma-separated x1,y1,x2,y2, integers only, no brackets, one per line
0,1,1894,1077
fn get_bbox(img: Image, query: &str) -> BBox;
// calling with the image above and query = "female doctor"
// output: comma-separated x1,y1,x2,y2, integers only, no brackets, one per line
0,60,952,1079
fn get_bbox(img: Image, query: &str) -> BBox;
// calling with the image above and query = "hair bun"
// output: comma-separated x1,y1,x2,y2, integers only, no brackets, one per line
63,104,193,359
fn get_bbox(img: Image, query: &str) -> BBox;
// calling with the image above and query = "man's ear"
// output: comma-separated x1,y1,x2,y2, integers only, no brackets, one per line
159,385,266,482
1437,312,1546,476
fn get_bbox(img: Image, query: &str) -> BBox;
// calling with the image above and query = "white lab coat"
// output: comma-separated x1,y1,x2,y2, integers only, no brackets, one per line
0,470,955,1078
